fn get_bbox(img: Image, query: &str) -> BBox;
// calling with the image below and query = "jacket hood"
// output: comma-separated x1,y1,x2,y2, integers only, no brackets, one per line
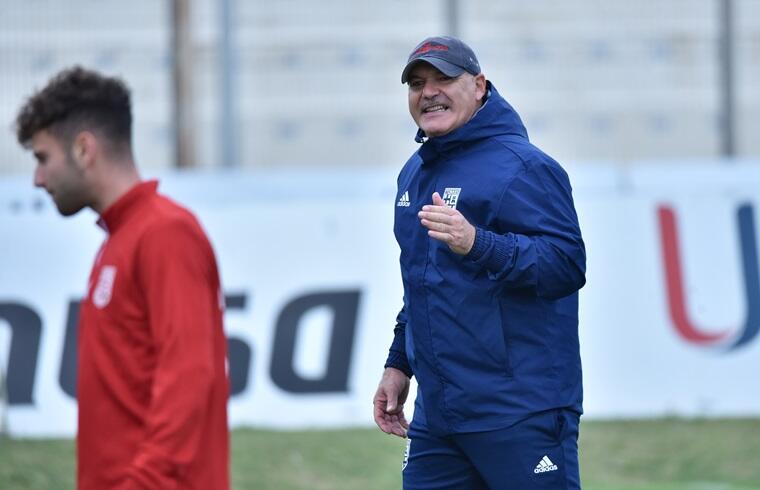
415,81,528,162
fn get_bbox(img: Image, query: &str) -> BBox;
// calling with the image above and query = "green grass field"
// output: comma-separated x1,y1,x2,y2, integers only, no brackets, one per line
1,418,758,489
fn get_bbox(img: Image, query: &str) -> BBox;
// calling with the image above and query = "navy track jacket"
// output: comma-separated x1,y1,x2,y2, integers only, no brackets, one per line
385,82,586,436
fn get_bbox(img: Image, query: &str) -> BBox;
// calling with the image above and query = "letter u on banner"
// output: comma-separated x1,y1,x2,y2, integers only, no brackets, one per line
658,203,760,350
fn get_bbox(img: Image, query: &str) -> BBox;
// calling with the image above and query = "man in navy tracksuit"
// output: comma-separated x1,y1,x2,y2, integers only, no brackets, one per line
372,36,587,489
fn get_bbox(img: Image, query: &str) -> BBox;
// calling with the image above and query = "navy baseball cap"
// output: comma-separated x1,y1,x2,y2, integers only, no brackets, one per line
401,36,481,83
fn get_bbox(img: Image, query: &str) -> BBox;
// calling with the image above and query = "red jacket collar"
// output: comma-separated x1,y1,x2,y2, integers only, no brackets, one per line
97,180,158,233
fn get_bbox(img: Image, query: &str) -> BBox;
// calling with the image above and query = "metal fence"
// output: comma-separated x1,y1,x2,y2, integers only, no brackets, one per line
1,0,759,176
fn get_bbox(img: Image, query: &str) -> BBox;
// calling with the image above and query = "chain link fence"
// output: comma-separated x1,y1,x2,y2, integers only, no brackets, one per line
1,0,759,176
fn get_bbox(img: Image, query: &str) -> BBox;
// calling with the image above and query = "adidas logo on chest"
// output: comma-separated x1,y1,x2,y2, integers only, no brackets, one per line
397,191,411,207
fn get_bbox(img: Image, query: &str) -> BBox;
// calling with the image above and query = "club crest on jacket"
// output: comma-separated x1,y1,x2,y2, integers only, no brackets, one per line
92,265,117,309
442,187,461,209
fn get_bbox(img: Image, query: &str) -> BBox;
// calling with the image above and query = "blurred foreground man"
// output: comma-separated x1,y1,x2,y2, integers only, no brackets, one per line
16,67,229,490
373,37,587,489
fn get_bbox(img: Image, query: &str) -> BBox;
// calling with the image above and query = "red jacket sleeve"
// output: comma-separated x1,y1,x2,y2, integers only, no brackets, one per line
125,218,222,489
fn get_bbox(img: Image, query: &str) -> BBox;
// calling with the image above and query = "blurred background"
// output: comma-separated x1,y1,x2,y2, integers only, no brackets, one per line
2,0,759,174
1,1,760,489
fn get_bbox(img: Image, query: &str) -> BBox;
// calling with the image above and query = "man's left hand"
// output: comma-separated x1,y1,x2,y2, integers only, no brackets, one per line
419,192,476,255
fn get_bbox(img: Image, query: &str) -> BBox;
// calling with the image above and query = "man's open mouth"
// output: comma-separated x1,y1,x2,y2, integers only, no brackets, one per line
422,104,448,113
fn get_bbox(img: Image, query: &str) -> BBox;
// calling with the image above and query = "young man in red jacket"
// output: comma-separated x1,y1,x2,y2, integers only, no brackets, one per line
15,67,230,490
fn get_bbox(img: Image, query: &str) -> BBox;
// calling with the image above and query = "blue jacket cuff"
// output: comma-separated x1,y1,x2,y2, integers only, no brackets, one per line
384,331,412,378
384,352,413,378
466,227,492,261
466,228,515,274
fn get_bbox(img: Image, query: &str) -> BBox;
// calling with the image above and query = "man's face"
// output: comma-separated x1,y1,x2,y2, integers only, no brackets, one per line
407,63,486,138
30,130,89,216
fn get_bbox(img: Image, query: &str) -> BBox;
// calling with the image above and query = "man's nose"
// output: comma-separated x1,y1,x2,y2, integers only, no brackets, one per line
421,81,440,98
33,166,46,188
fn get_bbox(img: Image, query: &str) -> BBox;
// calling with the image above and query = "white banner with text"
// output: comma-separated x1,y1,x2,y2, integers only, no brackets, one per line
2,162,760,437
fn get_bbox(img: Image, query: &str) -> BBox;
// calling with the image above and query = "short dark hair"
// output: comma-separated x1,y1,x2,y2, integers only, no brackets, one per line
15,66,132,154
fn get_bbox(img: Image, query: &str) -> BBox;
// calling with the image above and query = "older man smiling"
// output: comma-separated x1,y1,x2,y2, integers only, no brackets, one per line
373,36,587,490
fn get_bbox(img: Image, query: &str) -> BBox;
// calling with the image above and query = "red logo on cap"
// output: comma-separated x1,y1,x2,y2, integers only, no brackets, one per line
414,42,449,56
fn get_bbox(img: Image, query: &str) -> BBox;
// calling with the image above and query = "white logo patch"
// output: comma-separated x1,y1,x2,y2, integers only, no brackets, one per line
397,191,411,207
92,265,117,309
534,455,558,474
442,187,461,209
402,438,411,471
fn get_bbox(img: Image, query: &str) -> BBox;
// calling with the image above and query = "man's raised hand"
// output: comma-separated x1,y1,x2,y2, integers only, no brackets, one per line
418,192,476,255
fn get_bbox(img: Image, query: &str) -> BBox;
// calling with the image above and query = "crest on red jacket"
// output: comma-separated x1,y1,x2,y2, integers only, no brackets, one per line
92,265,117,309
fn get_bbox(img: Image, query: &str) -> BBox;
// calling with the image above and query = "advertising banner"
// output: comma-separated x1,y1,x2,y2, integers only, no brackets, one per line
2,163,759,437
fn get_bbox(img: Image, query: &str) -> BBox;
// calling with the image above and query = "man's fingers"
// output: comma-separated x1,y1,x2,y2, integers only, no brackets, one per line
396,411,409,430
374,397,407,436
420,218,450,234
384,389,399,412
418,210,454,224
377,419,393,434
427,230,451,243
393,413,409,437
374,410,407,437
421,205,455,216
387,414,407,438
392,427,407,438
432,192,445,206
374,404,393,434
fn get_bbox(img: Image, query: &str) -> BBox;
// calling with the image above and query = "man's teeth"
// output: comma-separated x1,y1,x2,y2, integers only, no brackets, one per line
424,105,447,113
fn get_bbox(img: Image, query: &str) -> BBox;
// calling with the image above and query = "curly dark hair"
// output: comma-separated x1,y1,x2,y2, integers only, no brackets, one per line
15,66,132,153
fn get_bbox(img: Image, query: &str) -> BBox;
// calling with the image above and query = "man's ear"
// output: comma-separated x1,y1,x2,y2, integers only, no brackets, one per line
473,73,487,103
71,131,98,169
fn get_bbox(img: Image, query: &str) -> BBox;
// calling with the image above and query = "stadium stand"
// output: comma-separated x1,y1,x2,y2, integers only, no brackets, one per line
0,0,758,174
